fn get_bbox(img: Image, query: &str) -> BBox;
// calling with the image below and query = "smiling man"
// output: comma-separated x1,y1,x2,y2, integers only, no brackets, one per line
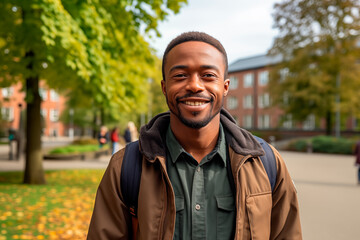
87,32,302,240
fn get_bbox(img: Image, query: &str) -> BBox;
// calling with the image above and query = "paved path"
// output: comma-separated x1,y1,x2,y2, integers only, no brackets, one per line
0,144,359,239
0,144,111,172
280,151,360,240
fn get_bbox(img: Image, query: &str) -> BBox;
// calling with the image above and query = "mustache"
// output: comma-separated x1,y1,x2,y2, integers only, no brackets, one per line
176,93,213,102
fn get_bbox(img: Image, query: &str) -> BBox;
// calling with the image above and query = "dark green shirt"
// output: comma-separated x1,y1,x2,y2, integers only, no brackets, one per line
166,124,235,240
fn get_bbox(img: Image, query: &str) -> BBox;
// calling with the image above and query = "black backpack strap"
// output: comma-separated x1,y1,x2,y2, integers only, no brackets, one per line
253,136,277,191
120,140,142,217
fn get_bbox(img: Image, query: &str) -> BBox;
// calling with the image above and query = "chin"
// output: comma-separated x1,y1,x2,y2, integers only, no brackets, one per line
179,114,214,129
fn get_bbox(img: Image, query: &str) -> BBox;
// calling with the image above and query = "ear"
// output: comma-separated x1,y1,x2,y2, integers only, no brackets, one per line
161,80,166,96
223,78,230,96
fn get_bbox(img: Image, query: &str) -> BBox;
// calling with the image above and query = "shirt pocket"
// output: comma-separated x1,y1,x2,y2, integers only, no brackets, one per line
246,192,272,240
216,195,236,240
174,196,184,240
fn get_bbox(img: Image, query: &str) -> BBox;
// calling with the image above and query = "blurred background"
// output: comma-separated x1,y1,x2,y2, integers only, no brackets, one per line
1,0,360,239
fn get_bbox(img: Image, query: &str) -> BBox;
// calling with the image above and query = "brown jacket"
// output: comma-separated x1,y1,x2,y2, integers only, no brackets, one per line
87,109,302,239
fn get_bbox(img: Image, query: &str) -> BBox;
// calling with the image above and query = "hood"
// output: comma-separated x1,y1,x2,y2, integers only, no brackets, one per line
139,108,264,160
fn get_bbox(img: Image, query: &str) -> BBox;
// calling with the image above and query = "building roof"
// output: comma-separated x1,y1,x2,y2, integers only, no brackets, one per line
228,54,282,73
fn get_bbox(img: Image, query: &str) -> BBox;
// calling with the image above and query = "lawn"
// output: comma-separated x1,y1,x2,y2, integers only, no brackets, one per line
0,169,105,240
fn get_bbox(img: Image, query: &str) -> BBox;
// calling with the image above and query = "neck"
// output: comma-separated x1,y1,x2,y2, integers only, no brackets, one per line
170,113,220,163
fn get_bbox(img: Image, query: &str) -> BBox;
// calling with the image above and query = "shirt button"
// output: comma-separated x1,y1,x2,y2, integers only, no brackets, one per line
197,167,201,172
195,204,201,210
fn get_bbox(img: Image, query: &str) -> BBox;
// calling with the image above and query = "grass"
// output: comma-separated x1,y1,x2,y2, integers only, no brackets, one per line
0,169,105,240
48,144,106,155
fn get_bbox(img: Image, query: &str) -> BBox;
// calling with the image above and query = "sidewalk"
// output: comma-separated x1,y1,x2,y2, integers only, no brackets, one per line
0,154,112,172
0,143,112,172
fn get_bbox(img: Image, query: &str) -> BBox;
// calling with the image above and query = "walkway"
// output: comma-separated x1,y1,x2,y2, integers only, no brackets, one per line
281,151,360,240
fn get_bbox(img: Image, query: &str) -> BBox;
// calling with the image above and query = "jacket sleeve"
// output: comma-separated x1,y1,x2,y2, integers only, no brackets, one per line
87,150,132,239
270,147,303,239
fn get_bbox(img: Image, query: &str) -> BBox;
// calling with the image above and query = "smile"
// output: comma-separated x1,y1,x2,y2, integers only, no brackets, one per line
184,101,208,106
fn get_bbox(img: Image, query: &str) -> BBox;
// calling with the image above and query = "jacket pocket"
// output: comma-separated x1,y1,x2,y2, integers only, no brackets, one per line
246,192,272,240
174,196,184,240
216,195,236,240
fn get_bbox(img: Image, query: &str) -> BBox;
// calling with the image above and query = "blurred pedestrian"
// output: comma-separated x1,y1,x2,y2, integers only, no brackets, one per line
354,141,360,184
8,128,16,160
123,121,138,144
110,127,120,155
97,126,109,148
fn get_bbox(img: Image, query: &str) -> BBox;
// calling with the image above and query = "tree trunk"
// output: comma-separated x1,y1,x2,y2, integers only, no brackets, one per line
325,110,332,136
23,75,46,184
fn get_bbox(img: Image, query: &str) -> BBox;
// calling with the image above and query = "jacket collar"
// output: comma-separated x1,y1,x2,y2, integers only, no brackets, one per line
139,108,264,161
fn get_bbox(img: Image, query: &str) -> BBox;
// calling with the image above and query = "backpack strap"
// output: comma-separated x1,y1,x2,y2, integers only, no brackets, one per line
121,140,142,217
253,136,277,191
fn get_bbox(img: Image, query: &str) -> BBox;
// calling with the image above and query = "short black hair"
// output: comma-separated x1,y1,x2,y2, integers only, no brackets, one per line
162,31,228,80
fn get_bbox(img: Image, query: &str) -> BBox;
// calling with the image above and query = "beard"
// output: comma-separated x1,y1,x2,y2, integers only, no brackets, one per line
166,93,223,129
176,107,221,129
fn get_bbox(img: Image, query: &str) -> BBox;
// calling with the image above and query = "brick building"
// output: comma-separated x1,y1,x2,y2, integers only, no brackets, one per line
225,54,319,131
0,82,67,137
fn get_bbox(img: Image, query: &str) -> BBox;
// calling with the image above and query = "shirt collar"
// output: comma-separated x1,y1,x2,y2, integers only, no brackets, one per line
166,124,227,166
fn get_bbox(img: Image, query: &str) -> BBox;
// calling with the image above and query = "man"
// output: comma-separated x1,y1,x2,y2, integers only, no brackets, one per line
87,31,302,239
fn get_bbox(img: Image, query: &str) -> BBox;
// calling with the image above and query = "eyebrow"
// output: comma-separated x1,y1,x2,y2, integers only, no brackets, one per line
169,64,220,73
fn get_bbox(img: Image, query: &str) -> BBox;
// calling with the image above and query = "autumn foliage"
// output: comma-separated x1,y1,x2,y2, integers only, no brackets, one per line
0,169,105,239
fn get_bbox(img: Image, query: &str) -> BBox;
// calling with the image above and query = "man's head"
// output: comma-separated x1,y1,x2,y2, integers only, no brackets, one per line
161,32,230,129
162,31,228,80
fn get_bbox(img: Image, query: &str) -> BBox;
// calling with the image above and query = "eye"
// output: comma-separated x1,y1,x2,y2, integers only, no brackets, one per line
203,73,215,77
202,73,217,79
172,73,187,79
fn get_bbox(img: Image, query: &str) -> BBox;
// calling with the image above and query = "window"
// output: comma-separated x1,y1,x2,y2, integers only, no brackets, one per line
259,71,269,86
282,114,293,129
279,68,289,82
227,96,238,110
1,87,14,98
229,76,238,90
243,115,253,129
49,109,59,122
243,95,253,109
39,88,47,100
303,114,316,130
258,93,270,108
258,115,271,129
243,73,254,87
283,91,290,105
50,89,59,102
41,109,47,118
1,107,14,121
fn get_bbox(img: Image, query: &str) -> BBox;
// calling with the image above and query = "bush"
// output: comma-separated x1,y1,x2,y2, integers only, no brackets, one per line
287,139,310,152
49,144,101,155
311,136,356,155
72,138,98,145
294,139,309,152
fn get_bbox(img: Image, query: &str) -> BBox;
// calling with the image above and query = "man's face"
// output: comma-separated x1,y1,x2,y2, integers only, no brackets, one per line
161,41,229,129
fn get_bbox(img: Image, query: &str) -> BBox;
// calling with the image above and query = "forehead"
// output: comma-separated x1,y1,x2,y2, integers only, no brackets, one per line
164,41,225,70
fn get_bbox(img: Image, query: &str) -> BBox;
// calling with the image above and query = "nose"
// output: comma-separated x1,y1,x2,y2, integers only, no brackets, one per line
185,74,205,93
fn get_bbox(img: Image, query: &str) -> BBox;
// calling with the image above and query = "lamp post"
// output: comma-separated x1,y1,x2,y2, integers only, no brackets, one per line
69,108,74,140
335,73,341,138
16,103,24,160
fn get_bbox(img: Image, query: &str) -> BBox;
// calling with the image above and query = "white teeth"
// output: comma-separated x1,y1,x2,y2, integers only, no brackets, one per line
184,101,206,106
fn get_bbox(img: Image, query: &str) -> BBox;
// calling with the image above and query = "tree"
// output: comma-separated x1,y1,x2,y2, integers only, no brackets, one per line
0,0,187,184
269,0,360,135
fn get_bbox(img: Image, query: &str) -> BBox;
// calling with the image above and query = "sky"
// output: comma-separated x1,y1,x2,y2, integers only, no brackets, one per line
148,0,280,64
